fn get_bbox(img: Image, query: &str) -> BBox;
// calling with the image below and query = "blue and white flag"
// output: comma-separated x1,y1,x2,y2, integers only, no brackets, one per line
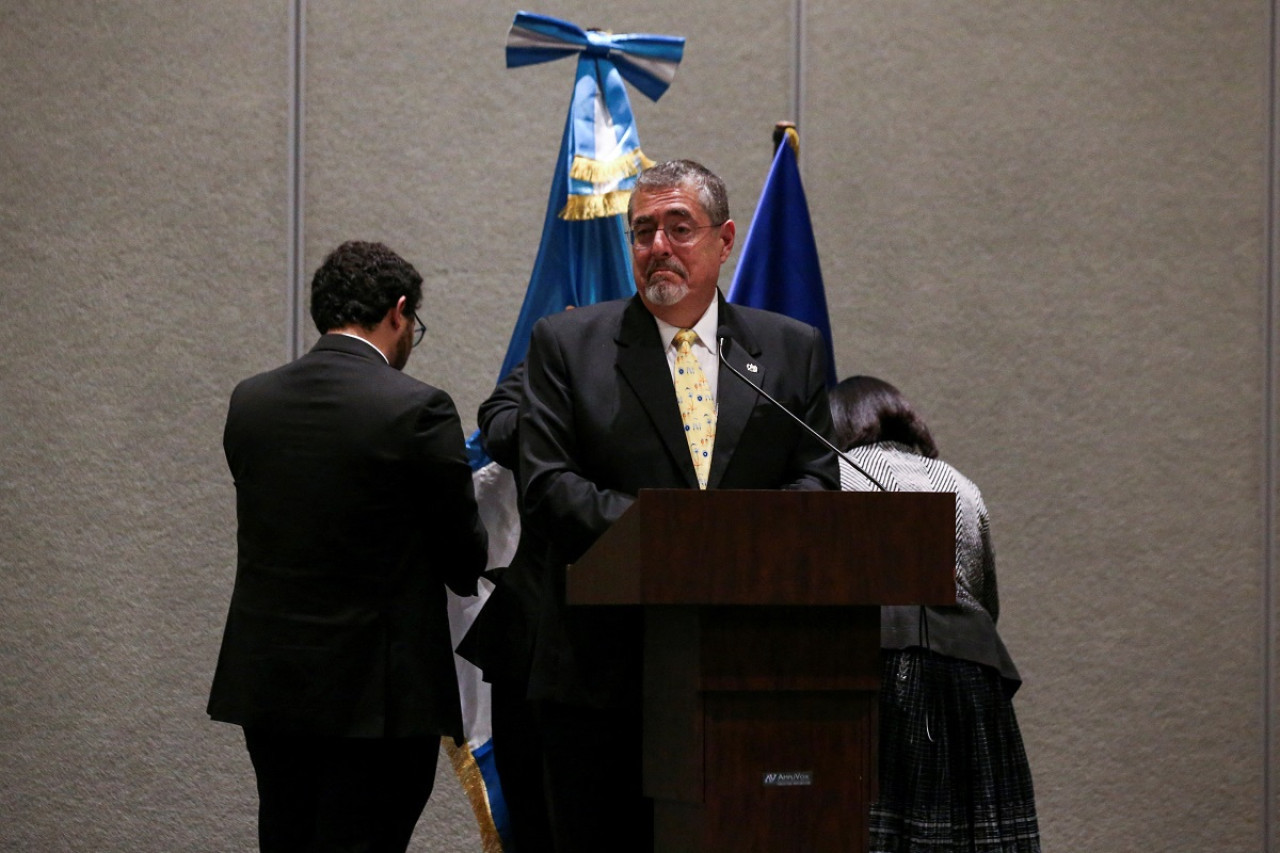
727,126,838,386
448,14,684,851
445,465,520,853
465,12,683,468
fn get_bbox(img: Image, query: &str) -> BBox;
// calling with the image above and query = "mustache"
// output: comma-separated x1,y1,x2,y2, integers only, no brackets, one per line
644,259,685,279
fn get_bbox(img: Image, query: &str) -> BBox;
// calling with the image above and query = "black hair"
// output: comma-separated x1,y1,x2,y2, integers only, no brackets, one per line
309,241,423,334
829,375,939,458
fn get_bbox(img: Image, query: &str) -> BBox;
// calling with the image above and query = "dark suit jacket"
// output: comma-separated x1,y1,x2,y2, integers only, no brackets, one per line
477,362,524,472
518,293,839,706
207,334,487,740
455,362,550,688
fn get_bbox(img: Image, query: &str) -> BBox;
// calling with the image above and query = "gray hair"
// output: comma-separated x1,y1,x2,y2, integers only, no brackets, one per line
628,159,730,225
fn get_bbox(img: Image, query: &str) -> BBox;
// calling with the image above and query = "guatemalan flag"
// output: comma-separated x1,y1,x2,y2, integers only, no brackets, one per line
727,125,838,386
445,13,683,851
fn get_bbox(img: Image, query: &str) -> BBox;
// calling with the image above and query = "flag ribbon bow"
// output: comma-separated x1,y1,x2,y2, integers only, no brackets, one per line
507,12,685,219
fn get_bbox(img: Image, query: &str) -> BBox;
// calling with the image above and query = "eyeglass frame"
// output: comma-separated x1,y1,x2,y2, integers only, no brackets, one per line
626,220,725,250
410,311,426,347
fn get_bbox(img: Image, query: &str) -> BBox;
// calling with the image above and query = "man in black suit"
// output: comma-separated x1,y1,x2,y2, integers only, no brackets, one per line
517,160,839,852
208,240,488,853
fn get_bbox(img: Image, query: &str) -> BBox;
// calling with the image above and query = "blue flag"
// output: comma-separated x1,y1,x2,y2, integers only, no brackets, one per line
727,128,837,386
488,128,636,390
465,12,685,468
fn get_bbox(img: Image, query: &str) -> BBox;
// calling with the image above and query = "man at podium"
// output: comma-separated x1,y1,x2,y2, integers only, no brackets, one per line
517,160,839,852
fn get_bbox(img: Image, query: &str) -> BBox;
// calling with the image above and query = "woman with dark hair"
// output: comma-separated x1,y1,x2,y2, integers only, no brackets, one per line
831,376,1041,853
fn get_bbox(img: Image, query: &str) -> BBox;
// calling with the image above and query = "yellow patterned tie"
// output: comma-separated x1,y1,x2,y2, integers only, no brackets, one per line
673,329,716,489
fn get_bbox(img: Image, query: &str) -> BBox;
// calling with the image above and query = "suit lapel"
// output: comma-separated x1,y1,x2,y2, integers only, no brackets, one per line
708,300,764,489
614,296,700,488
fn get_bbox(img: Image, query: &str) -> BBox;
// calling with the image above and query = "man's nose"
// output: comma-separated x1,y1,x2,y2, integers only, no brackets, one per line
649,227,674,255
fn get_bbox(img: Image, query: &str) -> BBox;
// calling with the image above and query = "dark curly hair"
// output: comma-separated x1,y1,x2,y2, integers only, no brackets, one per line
309,241,423,334
628,159,730,225
829,375,939,458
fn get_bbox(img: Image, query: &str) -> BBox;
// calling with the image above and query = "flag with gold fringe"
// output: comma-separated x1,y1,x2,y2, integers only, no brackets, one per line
465,11,685,467
506,11,685,221
447,13,684,851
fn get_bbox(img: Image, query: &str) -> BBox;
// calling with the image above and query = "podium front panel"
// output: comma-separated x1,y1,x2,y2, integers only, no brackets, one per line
569,489,956,607
644,607,881,852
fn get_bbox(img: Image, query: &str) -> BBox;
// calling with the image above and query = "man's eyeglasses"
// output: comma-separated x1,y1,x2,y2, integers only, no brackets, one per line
411,312,426,348
627,221,723,250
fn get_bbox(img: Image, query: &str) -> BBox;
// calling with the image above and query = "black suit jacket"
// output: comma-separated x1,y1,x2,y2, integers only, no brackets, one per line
207,334,487,739
518,294,838,706
477,362,524,472
455,361,551,687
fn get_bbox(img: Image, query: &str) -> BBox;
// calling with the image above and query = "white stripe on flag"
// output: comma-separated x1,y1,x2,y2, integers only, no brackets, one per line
447,461,523,849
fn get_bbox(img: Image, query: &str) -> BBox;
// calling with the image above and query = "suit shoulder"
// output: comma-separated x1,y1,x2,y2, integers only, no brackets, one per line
228,359,294,401
379,368,458,410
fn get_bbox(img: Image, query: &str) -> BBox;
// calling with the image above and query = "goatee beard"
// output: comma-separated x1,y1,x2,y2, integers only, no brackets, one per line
644,280,689,306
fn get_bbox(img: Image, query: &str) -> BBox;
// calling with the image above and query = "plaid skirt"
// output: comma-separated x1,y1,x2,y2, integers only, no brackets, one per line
871,648,1041,853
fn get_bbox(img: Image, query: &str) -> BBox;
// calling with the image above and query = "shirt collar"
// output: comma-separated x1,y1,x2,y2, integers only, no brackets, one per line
653,297,720,352
334,331,389,364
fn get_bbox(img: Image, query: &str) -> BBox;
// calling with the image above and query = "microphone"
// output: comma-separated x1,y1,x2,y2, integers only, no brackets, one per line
716,326,887,491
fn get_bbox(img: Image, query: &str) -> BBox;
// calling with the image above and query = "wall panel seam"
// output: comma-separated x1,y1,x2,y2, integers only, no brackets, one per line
287,0,306,361
1266,0,1278,848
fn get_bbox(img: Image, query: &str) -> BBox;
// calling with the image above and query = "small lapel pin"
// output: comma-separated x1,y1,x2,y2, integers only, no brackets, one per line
746,363,759,373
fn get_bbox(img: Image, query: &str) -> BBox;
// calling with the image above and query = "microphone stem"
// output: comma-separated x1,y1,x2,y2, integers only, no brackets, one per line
717,339,888,492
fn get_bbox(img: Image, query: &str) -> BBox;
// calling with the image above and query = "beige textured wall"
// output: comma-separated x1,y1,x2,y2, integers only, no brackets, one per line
805,2,1272,849
2,1,290,849
1,1,1274,851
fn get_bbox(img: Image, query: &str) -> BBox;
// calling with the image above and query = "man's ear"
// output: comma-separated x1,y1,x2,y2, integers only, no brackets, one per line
387,295,408,330
717,219,736,263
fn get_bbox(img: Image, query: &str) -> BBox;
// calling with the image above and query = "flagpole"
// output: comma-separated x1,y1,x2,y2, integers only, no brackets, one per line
791,0,806,153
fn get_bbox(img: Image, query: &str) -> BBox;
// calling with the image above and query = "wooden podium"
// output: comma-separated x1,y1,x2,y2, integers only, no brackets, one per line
567,489,955,853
